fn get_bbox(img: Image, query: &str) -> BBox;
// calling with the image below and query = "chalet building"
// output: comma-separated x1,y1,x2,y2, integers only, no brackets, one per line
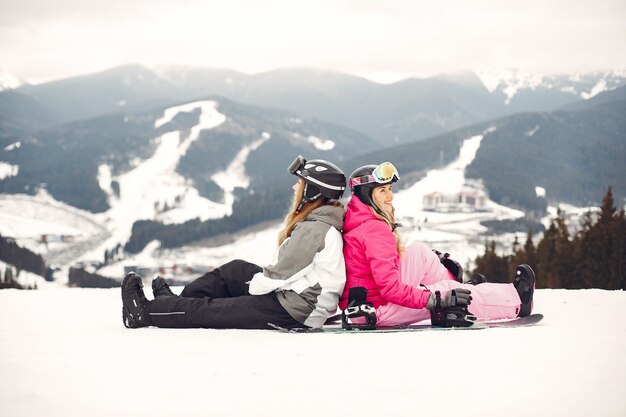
423,190,488,212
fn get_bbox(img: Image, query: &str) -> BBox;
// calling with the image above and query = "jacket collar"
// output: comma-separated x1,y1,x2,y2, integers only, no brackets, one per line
343,196,378,233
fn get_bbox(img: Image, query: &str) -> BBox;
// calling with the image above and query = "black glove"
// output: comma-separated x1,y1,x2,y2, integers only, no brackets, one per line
427,289,475,327
433,249,464,282
426,288,472,310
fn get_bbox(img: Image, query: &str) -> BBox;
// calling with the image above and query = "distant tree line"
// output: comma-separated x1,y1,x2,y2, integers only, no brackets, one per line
0,235,46,290
472,187,626,289
0,265,37,290
0,234,120,289
0,235,46,276
68,267,119,288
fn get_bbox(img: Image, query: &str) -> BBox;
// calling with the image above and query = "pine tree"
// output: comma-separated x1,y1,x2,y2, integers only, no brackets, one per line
617,209,626,290
583,187,618,289
575,210,596,288
473,240,510,283
507,230,540,281
508,235,525,279
537,218,559,288
552,213,572,288
608,207,626,290
523,229,538,272
480,186,625,290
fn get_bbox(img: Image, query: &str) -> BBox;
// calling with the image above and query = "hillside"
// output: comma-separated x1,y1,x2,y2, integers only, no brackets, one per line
0,90,60,139
346,86,626,212
0,97,376,213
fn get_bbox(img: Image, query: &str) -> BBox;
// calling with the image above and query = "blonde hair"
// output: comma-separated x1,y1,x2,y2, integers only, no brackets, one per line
370,194,404,255
277,180,342,246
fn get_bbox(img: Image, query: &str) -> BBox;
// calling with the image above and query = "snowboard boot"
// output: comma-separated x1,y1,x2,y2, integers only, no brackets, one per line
152,276,176,298
513,264,536,317
466,273,487,285
122,272,152,328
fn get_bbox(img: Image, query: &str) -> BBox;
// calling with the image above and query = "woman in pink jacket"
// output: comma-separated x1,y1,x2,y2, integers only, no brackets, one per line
339,162,536,327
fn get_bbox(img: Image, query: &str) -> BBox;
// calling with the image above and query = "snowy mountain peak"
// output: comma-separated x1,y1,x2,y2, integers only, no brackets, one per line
476,69,544,93
475,69,626,104
0,69,26,91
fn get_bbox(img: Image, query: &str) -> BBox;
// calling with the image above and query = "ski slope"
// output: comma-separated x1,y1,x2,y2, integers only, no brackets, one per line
0,288,624,417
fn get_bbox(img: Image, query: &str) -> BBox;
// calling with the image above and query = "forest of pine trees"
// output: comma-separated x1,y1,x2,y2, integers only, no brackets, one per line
471,187,626,289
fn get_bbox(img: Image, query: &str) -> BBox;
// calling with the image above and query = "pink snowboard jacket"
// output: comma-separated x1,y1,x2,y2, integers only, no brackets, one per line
339,196,432,310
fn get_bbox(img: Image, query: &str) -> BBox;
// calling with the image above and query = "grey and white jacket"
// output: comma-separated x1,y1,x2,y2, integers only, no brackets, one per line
248,204,346,328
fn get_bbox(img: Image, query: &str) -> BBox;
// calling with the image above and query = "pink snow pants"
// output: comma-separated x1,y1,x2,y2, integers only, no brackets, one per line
375,242,522,326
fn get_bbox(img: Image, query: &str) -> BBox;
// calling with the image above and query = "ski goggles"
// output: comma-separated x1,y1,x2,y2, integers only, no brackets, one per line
288,155,306,176
348,162,400,188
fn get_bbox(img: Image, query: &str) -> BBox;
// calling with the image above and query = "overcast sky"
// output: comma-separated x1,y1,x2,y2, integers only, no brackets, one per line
1,0,625,84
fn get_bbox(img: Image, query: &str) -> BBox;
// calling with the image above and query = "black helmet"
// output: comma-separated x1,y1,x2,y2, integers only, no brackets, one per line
288,155,346,206
349,162,400,208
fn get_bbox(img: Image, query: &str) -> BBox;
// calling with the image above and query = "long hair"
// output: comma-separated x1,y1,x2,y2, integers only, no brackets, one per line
277,180,341,246
370,196,404,255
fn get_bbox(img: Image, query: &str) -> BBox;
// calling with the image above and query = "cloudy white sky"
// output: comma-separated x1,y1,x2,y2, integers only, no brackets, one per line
1,0,625,84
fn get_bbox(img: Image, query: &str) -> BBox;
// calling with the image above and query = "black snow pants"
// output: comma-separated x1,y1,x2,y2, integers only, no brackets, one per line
145,259,303,330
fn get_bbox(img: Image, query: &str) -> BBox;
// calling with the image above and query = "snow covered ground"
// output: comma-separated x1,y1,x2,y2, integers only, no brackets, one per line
1,288,624,417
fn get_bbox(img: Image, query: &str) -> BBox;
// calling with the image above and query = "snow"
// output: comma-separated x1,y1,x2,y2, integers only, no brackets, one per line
0,192,105,245
0,288,624,417
0,161,19,180
4,141,22,151
98,100,227,250
525,125,540,137
97,164,113,195
210,131,271,212
290,132,336,150
581,79,608,100
306,135,335,150
477,70,626,104
535,186,546,198
0,69,25,91
476,69,544,104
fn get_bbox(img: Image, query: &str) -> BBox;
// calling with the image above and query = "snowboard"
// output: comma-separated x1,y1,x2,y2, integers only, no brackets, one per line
271,313,543,334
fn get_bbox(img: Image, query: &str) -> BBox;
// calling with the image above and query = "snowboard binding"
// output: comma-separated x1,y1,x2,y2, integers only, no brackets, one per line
429,290,477,327
342,287,377,330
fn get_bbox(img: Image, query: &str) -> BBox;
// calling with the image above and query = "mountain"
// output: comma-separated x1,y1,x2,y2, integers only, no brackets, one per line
345,85,626,213
0,93,378,253
158,67,503,144
158,66,626,144
125,86,626,252
14,64,179,124
476,70,626,111
561,82,626,111
2,64,625,252
0,90,60,140
9,64,625,147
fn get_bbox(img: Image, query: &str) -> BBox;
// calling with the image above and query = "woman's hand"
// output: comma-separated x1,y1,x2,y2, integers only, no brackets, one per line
426,288,472,310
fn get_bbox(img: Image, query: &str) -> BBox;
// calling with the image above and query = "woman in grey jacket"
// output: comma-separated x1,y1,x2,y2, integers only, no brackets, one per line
121,155,347,330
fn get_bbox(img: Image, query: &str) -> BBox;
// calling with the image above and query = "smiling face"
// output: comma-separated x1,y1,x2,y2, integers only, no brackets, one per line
371,183,394,216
